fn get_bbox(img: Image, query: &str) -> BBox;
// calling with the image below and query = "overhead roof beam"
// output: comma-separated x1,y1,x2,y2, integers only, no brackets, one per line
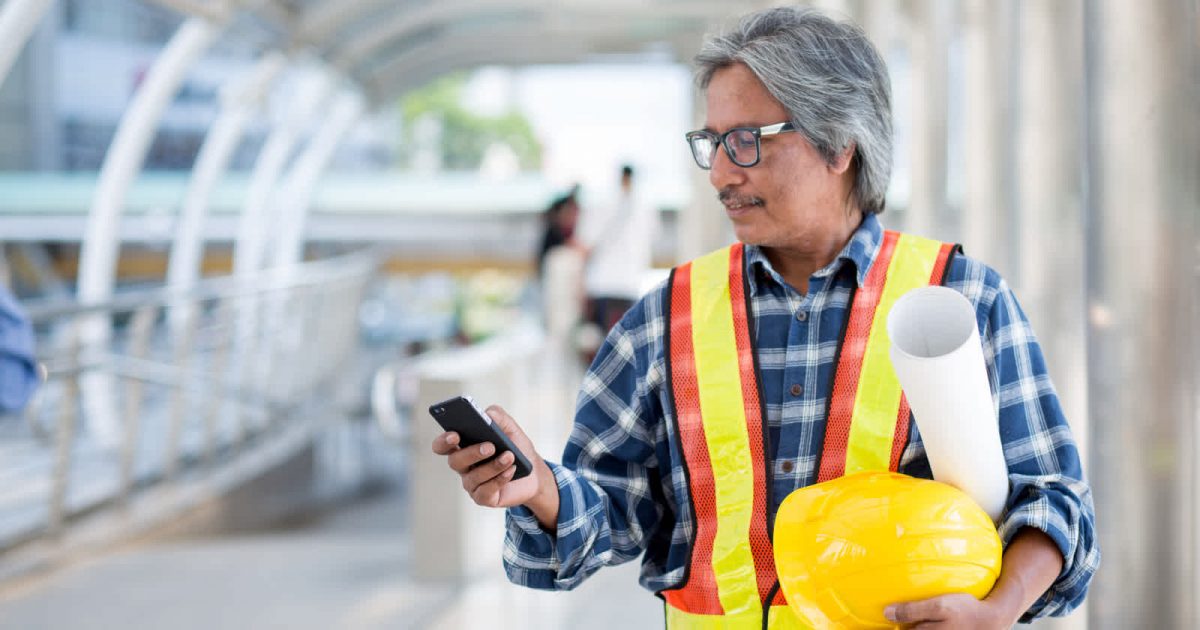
335,0,735,78
364,24,688,105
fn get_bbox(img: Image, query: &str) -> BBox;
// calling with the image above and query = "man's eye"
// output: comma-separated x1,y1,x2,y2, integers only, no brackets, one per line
731,133,756,149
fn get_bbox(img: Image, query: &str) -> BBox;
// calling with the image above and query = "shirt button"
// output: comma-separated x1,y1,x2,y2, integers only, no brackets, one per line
790,383,804,397
781,460,795,473
795,310,808,322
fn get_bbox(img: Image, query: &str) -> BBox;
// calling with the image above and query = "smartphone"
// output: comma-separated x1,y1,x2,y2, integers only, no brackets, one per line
429,396,533,480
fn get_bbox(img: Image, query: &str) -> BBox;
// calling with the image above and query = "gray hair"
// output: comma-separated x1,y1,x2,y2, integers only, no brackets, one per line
695,7,892,215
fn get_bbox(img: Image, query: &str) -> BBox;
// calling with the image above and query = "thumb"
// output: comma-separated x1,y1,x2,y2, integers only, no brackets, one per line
484,404,529,443
885,597,946,624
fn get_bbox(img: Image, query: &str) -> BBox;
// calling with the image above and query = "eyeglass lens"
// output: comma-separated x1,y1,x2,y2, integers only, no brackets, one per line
689,129,759,169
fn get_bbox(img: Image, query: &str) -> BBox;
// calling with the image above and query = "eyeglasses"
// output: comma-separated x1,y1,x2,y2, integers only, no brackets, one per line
685,122,797,169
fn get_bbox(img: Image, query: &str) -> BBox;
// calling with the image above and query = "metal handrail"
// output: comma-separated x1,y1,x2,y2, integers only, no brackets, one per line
21,248,380,324
2,249,379,551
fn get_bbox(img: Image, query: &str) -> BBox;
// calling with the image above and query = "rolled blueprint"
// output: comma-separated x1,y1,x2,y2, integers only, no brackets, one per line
887,286,1008,522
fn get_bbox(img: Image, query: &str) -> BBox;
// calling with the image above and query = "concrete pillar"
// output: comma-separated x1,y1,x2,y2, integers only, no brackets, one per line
859,0,896,62
678,86,732,261
410,325,545,582
1015,7,1090,630
961,0,1014,279
905,0,951,238
1085,1,1199,628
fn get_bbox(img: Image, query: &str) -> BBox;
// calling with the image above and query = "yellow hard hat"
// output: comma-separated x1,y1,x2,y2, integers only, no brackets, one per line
773,471,1002,629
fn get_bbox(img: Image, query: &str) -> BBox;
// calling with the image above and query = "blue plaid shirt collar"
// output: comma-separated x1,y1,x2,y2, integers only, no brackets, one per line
743,213,884,297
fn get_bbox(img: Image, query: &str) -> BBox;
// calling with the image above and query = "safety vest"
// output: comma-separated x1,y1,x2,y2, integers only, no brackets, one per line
660,231,958,629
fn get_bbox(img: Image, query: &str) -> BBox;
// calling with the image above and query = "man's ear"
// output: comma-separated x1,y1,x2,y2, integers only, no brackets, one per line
830,142,856,175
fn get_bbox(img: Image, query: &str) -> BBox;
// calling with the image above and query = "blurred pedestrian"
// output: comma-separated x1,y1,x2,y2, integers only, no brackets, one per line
575,164,659,335
536,192,588,347
535,192,580,277
0,284,38,414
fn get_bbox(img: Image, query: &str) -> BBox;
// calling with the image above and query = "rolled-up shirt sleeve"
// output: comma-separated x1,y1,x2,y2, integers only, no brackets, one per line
503,304,666,591
980,273,1100,620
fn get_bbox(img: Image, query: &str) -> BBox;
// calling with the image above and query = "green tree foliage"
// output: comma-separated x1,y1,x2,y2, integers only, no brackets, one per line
399,73,542,171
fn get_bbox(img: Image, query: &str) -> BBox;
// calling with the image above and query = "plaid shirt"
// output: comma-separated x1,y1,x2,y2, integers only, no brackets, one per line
505,213,1099,620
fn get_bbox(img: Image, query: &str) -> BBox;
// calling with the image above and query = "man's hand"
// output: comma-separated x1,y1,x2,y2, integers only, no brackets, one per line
885,527,1064,629
430,404,561,530
884,593,1015,629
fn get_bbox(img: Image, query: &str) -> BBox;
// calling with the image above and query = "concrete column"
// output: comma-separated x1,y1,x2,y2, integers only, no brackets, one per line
410,325,545,582
859,0,895,62
678,86,732,261
905,0,951,238
811,0,850,20
1015,6,1089,629
1085,1,1199,628
961,0,1014,279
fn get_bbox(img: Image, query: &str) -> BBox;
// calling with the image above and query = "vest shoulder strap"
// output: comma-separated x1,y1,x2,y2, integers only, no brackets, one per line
818,230,959,482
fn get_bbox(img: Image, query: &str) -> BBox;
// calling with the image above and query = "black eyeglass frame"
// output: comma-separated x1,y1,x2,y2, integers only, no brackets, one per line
685,121,798,169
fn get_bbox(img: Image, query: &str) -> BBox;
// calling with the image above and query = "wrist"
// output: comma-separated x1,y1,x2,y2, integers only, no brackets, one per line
986,598,1021,628
527,459,560,531
984,578,1027,627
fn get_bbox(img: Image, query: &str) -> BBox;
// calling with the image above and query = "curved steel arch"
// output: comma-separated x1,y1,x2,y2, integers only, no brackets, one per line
329,1,741,87
362,17,712,104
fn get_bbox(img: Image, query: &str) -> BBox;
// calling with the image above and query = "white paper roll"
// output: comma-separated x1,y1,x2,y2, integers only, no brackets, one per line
887,286,1009,521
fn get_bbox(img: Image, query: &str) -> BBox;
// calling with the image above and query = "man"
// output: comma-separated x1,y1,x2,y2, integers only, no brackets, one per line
433,7,1098,628
575,164,660,334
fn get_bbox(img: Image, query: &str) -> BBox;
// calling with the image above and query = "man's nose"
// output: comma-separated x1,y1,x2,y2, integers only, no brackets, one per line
709,145,747,191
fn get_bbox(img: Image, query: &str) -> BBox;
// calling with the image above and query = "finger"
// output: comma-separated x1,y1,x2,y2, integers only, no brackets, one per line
462,451,516,492
431,432,460,455
885,598,946,625
447,442,496,474
470,464,518,507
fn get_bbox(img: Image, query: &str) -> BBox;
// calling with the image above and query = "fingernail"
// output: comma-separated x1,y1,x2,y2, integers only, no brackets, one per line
883,606,897,622
480,443,494,456
446,434,458,445
500,452,514,465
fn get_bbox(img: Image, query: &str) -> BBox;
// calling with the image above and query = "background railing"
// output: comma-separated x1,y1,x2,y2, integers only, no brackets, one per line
0,250,378,552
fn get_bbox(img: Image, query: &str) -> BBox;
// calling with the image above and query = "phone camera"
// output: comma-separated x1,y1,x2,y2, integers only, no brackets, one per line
434,407,444,415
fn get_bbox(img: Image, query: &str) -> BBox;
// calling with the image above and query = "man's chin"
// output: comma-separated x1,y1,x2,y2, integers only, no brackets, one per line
731,224,769,247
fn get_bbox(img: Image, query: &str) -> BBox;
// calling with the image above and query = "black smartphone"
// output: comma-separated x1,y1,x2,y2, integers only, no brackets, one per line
429,396,533,480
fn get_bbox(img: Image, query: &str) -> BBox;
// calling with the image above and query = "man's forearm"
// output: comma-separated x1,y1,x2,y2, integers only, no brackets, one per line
986,527,1065,624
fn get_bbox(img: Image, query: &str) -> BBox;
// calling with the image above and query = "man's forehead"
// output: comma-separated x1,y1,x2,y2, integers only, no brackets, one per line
704,64,788,125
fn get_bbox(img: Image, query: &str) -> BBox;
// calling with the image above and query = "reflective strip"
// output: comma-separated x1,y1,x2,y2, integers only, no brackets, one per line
843,233,945,475
726,245,776,604
666,260,723,614
667,603,807,629
689,245,761,619
818,231,899,483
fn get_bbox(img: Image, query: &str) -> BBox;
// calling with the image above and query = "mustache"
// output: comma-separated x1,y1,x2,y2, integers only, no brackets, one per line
718,188,763,207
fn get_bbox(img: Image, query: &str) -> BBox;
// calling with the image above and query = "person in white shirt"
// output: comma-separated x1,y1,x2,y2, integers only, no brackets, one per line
575,164,660,335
